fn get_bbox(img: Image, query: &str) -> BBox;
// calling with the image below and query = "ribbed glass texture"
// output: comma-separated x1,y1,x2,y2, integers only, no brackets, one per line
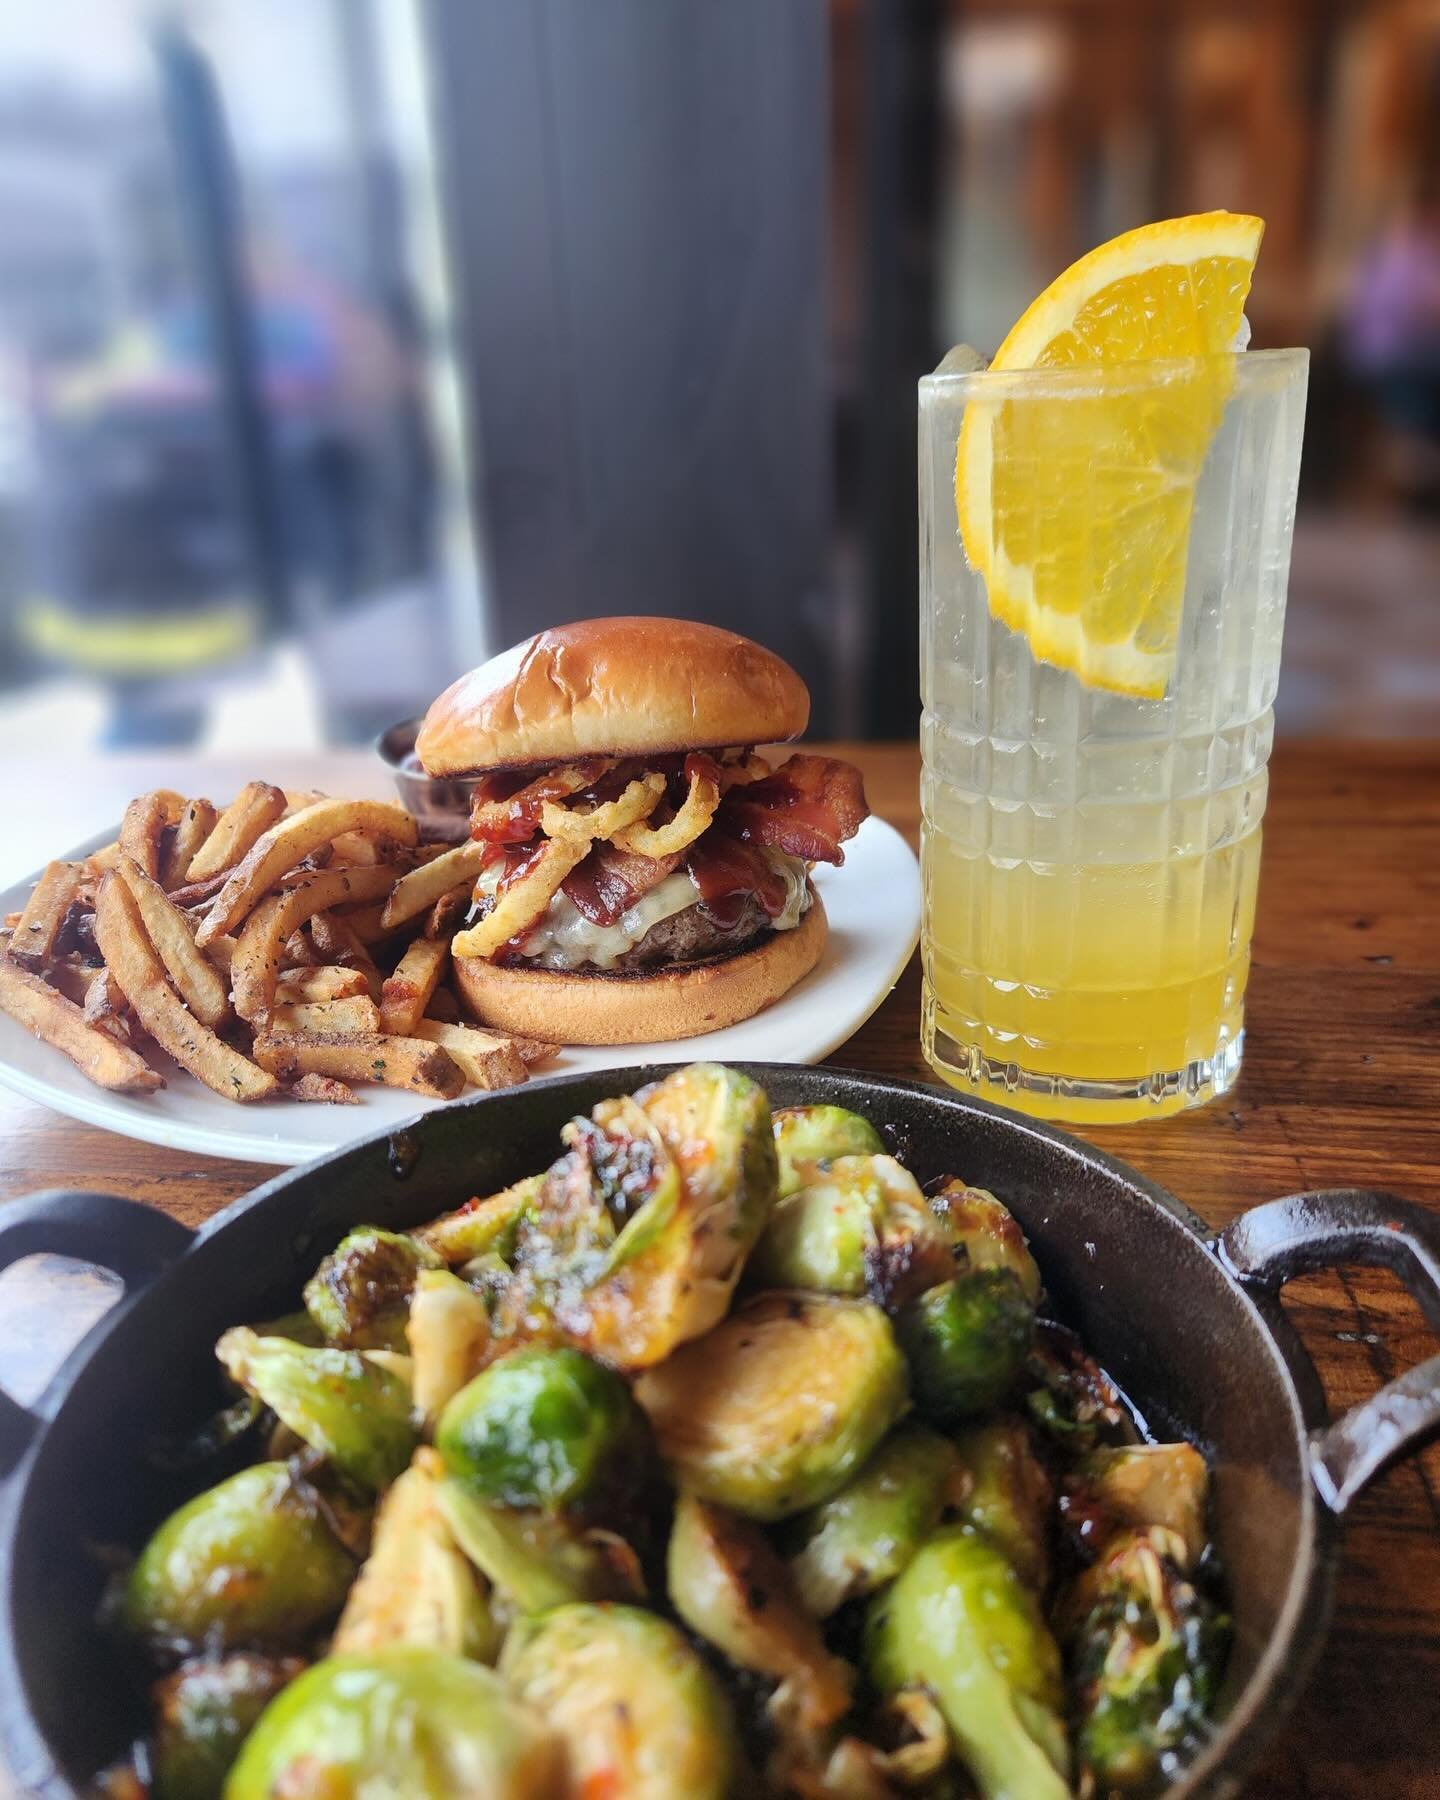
920,350,1309,1122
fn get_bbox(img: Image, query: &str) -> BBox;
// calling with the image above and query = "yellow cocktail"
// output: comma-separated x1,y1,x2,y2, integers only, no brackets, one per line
920,216,1308,1121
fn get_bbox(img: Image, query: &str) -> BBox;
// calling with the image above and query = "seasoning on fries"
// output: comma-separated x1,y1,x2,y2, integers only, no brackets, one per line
0,780,563,1112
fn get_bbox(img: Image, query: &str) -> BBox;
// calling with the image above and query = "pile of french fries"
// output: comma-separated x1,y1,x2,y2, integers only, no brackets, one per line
0,783,555,1107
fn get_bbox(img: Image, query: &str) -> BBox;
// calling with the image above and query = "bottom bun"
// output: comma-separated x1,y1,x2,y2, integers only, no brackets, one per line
453,894,827,1046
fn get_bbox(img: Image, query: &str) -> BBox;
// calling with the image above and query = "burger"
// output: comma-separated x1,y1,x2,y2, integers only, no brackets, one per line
415,617,869,1044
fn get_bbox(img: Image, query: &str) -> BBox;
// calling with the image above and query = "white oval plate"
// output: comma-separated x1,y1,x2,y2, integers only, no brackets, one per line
0,818,919,1165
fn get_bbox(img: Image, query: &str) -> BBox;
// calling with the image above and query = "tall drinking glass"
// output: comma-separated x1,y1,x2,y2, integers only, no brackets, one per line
920,349,1309,1122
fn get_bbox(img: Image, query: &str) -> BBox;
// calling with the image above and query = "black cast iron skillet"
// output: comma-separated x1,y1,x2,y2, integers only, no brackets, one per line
2,1065,1439,1798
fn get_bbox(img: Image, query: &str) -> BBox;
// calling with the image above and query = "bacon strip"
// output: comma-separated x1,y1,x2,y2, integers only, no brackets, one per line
562,844,682,927
716,754,869,865
685,834,793,928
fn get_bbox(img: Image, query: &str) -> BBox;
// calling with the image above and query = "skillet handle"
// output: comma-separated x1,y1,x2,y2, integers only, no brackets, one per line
0,1190,193,1479
1219,1188,1440,1515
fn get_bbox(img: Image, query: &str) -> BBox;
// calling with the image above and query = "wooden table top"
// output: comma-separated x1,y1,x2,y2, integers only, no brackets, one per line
1,739,1437,1799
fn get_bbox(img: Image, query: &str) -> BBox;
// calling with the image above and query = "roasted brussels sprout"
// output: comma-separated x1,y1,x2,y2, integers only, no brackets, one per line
123,1463,354,1656
1061,1526,1230,1793
150,1654,302,1800
1024,1329,1131,1454
867,1528,1070,1800
223,1648,562,1798
1060,1441,1210,1569
407,1268,493,1426
332,1461,499,1662
302,1226,443,1351
669,1493,854,1735
216,1328,416,1492
929,1179,1042,1304
436,1475,643,1617
773,1104,885,1197
411,1175,543,1266
503,1603,740,1800
951,1418,1054,1591
436,1344,649,1513
637,1291,907,1520
521,1064,779,1369
898,1270,1035,1423
787,1424,961,1617
750,1155,955,1308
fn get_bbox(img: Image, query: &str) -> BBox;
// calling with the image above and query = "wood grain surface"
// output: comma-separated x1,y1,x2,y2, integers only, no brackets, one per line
0,740,1437,1799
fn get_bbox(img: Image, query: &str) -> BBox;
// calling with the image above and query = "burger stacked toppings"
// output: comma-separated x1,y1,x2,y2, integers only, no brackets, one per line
454,747,868,974
415,616,871,1044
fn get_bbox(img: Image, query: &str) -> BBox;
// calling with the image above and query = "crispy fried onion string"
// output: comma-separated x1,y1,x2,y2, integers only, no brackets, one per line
539,773,666,846
451,837,591,959
612,764,721,858
469,760,615,841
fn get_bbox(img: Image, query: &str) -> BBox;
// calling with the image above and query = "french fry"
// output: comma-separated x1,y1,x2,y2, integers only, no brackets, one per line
425,885,471,940
284,789,327,815
380,937,450,1037
118,790,186,880
44,959,104,1010
186,781,287,881
85,841,123,877
0,956,162,1093
335,902,393,945
309,913,383,999
160,798,218,891
197,798,418,946
290,1072,360,1105
452,838,588,960
276,966,369,1003
272,996,382,1035
118,858,231,1031
411,1020,528,1090
330,830,382,866
83,965,130,1037
205,933,238,969
381,840,488,931
281,929,320,969
95,874,277,1102
168,869,234,909
10,861,82,970
230,865,398,1027
511,1035,561,1069
252,1031,465,1099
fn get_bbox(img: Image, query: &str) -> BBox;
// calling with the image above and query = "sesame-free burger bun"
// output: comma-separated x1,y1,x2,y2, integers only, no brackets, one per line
452,894,827,1045
417,617,810,775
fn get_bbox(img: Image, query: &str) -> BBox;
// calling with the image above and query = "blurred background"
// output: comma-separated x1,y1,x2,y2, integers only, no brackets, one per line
0,0,1435,755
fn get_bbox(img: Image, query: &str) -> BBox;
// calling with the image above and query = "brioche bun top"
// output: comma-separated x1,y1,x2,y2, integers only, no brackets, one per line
416,616,810,775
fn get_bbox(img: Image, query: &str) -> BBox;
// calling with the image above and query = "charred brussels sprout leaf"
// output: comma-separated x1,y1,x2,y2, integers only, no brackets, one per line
750,1155,955,1308
332,1461,500,1662
773,1104,885,1197
787,1424,961,1617
216,1329,416,1492
407,1268,492,1426
503,1603,740,1800
951,1418,1054,1591
1062,1526,1230,1793
223,1648,562,1799
930,1180,1042,1304
123,1463,354,1656
1061,1441,1210,1569
866,1528,1070,1800
302,1226,442,1351
411,1175,542,1267
1025,1330,1132,1454
668,1493,854,1735
436,1478,644,1618
898,1270,1034,1423
637,1292,908,1520
150,1654,302,1800
436,1345,649,1513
